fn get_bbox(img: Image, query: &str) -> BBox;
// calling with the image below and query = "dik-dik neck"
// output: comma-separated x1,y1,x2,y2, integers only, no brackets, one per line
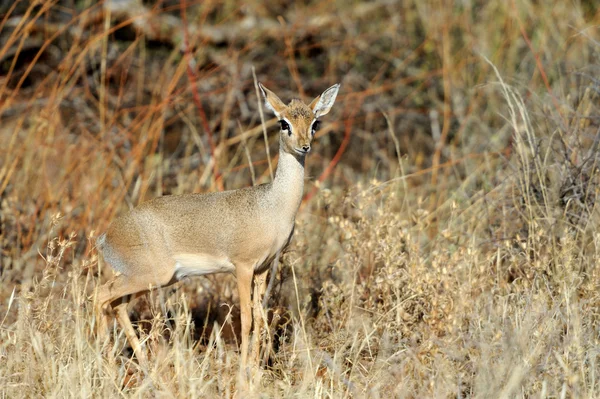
270,146,306,221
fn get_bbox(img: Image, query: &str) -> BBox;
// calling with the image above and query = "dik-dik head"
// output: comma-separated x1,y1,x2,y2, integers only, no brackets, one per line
259,83,340,157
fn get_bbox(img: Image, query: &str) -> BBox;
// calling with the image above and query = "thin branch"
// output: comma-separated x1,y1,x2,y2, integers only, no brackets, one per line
303,92,359,204
180,0,223,191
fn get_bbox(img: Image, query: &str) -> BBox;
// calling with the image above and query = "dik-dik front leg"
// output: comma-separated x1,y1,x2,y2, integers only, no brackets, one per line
236,266,254,374
251,269,269,366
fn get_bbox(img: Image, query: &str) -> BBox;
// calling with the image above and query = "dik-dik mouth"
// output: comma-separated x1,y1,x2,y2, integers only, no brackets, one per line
294,147,311,155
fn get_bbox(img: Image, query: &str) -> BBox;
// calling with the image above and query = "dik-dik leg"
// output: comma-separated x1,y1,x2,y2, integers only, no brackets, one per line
236,265,254,374
251,269,269,366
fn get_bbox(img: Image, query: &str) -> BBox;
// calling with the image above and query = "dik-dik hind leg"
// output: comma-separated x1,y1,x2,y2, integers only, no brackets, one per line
96,274,146,335
114,299,148,367
251,269,268,367
96,270,173,364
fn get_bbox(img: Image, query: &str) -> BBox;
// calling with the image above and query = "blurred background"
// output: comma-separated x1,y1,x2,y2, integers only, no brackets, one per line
1,0,600,396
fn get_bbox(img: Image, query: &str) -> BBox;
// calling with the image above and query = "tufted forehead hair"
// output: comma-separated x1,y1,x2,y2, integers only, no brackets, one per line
283,99,314,121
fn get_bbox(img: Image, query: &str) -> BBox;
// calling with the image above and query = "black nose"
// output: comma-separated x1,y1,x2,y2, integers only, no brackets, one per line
302,145,311,152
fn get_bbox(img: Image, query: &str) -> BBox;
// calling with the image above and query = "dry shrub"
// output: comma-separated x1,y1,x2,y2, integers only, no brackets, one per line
278,69,600,397
2,0,600,398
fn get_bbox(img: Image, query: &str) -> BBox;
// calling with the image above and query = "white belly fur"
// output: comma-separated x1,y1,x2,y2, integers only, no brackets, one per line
173,253,235,279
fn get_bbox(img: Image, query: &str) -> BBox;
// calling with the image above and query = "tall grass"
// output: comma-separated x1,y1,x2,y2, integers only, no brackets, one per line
1,0,599,397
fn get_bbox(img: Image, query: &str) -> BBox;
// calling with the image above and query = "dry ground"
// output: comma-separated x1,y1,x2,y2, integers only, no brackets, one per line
1,0,600,397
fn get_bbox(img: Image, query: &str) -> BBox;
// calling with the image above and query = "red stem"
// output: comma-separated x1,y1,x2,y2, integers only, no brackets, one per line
304,94,360,204
180,0,223,190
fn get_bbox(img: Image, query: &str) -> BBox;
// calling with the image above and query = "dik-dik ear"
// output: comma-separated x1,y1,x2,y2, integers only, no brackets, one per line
309,84,340,118
258,83,286,118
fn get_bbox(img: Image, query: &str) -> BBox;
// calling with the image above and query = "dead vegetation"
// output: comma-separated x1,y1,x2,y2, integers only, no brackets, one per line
1,0,600,397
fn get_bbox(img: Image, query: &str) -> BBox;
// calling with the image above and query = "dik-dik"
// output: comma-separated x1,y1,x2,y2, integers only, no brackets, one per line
96,83,340,370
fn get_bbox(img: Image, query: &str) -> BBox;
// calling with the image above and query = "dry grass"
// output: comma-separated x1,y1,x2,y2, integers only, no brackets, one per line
1,0,600,397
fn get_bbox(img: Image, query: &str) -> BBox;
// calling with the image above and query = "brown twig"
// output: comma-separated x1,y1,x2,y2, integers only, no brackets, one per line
180,0,223,191
279,16,304,99
429,16,452,213
511,0,565,127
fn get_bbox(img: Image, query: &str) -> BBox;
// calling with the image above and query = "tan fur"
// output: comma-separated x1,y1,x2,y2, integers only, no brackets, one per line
95,83,340,378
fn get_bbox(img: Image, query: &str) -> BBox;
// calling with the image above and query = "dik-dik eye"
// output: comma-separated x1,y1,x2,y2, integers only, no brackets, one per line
279,120,291,136
311,120,320,136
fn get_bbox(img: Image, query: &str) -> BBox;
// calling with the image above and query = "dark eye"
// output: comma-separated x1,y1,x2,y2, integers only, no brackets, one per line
311,120,321,135
279,120,291,135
